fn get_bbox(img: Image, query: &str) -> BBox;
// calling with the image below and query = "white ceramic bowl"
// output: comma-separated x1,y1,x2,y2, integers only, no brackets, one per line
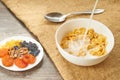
0,36,44,71
55,18,114,66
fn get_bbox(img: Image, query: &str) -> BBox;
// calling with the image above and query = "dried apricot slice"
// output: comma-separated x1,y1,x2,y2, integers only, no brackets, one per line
22,54,36,64
0,48,8,58
15,58,28,68
2,55,14,67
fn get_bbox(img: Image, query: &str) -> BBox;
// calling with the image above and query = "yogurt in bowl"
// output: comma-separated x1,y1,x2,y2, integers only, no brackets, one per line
55,18,114,66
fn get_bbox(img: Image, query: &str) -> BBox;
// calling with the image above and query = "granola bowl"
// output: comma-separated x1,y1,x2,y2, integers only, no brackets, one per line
55,18,114,66
0,36,44,71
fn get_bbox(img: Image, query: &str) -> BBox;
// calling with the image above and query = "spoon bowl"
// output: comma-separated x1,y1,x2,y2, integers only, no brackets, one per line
45,12,66,22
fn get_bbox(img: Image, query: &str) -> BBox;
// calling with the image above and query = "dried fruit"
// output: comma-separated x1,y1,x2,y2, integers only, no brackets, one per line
2,55,14,67
22,54,36,64
0,48,8,58
1,40,22,49
15,58,28,68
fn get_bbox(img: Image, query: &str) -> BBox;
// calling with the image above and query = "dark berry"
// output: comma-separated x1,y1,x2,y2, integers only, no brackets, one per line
14,46,19,50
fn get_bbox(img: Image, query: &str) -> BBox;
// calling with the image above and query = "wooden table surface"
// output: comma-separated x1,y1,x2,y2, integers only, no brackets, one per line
0,1,62,80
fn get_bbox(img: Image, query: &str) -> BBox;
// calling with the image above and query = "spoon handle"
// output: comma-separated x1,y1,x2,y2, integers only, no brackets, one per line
66,9,104,16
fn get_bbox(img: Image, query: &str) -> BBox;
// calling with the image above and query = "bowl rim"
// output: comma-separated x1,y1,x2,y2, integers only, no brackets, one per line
55,18,115,60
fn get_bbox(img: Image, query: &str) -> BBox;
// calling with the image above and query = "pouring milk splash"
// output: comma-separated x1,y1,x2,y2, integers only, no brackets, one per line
80,0,99,56
83,0,99,39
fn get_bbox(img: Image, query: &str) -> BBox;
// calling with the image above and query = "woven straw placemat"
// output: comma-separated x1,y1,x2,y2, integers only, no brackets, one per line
1,0,120,80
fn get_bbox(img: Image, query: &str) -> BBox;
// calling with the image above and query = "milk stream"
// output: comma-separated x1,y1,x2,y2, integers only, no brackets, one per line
80,0,99,56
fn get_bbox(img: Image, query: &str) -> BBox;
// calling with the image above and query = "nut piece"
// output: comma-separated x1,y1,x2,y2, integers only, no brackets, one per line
9,47,29,58
18,47,28,55
9,48,15,58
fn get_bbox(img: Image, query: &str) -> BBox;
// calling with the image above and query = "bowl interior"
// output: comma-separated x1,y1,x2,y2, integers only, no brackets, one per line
56,18,114,56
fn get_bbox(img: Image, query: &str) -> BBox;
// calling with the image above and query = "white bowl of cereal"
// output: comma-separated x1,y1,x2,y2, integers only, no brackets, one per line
55,18,114,66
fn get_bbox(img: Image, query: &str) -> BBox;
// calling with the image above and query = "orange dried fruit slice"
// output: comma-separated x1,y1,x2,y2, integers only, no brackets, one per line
15,58,28,68
2,55,14,67
22,54,36,64
0,48,9,58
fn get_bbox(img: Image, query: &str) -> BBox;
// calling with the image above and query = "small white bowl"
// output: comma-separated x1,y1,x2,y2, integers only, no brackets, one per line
55,18,114,66
0,36,44,71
